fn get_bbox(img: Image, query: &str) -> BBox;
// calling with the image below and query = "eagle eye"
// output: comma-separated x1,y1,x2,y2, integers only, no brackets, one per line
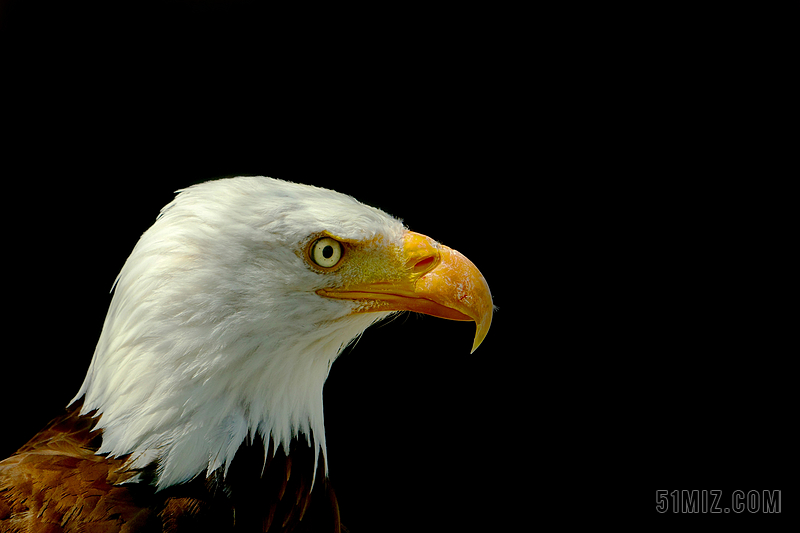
309,237,343,269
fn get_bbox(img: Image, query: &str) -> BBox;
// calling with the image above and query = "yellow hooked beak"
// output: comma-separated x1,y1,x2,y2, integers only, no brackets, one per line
316,231,493,353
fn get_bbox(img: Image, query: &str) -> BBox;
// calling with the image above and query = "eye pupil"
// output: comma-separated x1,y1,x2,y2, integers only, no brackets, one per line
310,237,343,268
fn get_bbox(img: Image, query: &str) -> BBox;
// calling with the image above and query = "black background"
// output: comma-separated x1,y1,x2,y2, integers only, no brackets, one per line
1,1,792,529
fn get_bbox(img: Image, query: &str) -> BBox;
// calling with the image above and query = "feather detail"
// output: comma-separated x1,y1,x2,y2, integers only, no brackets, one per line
0,403,342,532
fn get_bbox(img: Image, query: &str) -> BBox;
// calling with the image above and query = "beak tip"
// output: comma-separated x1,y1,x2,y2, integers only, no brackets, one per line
469,312,492,354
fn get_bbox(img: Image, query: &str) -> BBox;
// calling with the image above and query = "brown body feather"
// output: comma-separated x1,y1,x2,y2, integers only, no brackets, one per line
0,403,342,532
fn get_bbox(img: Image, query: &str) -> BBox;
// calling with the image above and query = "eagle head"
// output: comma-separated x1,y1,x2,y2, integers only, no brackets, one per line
73,177,493,488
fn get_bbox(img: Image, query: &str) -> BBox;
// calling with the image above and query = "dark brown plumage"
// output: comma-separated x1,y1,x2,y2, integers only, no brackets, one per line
0,402,342,532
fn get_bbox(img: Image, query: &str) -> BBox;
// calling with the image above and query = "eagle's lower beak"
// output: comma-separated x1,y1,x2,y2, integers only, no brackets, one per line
317,231,493,353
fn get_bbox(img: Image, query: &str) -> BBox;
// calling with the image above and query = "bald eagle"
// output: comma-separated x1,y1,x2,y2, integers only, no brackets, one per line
0,177,492,532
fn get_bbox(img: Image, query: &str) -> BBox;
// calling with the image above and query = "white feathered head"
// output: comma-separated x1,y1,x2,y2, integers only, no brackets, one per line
73,177,492,488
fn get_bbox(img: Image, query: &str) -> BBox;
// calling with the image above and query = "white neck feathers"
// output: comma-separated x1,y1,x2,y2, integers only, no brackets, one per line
71,177,400,489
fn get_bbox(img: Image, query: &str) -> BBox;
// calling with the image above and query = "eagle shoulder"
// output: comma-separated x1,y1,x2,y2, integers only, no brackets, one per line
0,404,154,531
0,405,342,532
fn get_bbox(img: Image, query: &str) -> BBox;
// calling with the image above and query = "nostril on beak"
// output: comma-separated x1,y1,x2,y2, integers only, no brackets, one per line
410,255,437,274
403,232,442,276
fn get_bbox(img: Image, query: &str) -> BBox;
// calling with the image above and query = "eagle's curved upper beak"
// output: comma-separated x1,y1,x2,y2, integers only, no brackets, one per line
317,231,493,353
